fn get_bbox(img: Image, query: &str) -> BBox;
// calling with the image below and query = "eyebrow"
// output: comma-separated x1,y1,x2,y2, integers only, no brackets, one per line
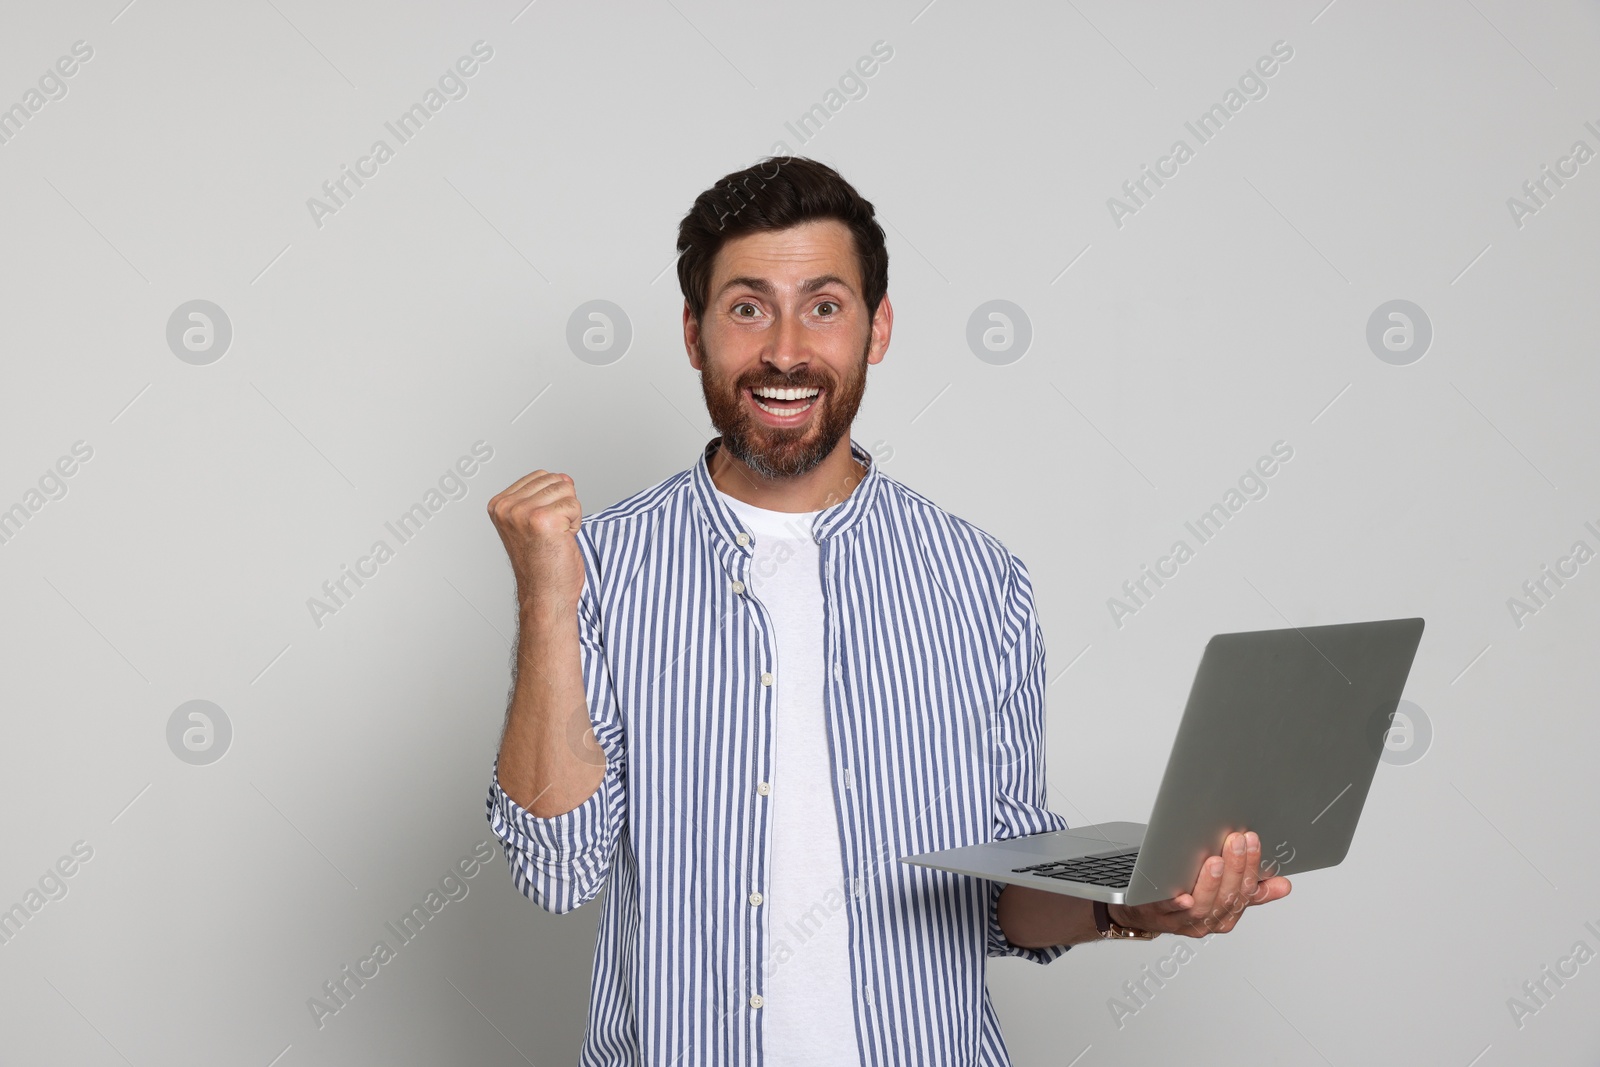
715,274,856,300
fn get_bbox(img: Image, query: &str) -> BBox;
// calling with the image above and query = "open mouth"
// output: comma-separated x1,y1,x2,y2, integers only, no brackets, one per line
746,385,822,423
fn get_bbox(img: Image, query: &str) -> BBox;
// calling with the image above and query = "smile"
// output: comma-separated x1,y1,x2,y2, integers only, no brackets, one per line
747,385,822,422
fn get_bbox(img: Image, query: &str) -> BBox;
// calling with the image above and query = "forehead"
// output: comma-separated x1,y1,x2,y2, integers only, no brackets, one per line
710,218,861,293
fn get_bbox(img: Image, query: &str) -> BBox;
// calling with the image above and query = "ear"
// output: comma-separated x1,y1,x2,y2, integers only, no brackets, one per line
684,301,702,369
867,293,893,366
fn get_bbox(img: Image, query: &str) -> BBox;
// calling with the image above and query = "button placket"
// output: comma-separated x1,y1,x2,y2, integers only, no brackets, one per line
744,572,778,1026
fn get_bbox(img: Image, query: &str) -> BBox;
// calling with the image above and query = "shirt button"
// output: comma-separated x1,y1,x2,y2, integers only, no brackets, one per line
736,532,750,546
749,891,763,906
833,662,842,680
731,580,745,594
757,782,771,796
761,672,773,686
749,994,764,1009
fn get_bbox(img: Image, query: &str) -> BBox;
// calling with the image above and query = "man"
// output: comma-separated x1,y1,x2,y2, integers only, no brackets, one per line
484,157,1290,1065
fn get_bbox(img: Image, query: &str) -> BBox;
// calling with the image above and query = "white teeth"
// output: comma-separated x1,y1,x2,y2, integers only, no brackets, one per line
755,396,816,416
753,386,821,401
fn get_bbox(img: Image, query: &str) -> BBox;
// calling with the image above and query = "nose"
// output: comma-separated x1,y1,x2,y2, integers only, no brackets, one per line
765,306,809,376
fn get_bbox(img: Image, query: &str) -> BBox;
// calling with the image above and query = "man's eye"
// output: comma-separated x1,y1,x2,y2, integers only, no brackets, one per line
733,302,759,317
815,301,838,316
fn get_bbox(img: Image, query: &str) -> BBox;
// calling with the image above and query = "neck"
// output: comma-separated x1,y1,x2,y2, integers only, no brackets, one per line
709,436,867,513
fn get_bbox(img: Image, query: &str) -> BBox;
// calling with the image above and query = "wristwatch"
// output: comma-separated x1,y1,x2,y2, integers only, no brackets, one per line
1094,900,1158,940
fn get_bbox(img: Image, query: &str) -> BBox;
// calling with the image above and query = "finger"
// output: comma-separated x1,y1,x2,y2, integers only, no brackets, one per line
492,474,576,517
1122,897,1190,934
1214,832,1249,922
1237,875,1290,910
496,470,579,508
1181,854,1225,933
1244,866,1277,904
1149,894,1194,914
512,475,576,504
495,469,561,498
1239,831,1261,906
1254,875,1292,904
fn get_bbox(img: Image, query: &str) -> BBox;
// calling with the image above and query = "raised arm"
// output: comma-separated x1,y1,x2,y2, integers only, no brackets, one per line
487,469,602,817
484,470,626,914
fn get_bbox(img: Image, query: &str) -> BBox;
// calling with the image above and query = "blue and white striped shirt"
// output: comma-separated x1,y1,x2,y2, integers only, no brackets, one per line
485,435,1073,1065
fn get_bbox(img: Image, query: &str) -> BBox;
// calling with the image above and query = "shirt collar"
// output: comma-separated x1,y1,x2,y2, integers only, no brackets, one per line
691,435,883,551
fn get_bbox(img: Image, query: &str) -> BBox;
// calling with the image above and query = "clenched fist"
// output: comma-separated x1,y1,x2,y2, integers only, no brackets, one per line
487,470,586,616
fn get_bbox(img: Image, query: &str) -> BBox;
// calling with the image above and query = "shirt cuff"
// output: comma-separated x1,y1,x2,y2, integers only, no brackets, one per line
486,761,609,866
986,878,1075,965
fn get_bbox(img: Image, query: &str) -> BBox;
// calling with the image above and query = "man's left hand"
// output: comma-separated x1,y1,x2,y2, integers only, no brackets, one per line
1107,830,1291,937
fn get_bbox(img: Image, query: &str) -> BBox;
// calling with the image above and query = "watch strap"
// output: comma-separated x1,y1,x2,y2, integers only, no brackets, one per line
1095,899,1158,940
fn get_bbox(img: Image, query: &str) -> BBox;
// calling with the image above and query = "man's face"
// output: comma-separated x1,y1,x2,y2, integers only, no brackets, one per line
686,218,890,480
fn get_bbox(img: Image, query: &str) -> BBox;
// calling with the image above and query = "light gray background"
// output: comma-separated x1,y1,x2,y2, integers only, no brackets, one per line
2,0,1597,1063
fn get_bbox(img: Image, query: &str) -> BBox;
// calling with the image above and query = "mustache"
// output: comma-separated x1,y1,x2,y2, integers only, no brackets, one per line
739,374,829,391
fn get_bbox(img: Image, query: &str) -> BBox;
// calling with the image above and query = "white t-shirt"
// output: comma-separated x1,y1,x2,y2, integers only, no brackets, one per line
715,487,859,1065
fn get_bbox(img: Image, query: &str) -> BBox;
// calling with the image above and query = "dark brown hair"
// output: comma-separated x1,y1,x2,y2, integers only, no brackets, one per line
675,156,889,325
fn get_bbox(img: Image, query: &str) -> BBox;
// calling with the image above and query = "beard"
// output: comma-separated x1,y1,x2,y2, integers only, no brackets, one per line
697,329,872,480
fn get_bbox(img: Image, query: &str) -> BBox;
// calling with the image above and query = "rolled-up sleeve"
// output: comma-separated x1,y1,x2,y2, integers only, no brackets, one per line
984,551,1073,965
485,528,627,915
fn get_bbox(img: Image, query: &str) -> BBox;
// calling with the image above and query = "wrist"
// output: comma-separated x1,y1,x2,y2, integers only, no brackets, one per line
1096,899,1160,940
1106,903,1134,929
519,596,577,628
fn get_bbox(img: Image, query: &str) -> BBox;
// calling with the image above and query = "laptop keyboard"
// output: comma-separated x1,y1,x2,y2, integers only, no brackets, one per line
1011,848,1139,887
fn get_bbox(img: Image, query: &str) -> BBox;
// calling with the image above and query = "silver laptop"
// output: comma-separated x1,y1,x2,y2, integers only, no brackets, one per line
900,617,1425,906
